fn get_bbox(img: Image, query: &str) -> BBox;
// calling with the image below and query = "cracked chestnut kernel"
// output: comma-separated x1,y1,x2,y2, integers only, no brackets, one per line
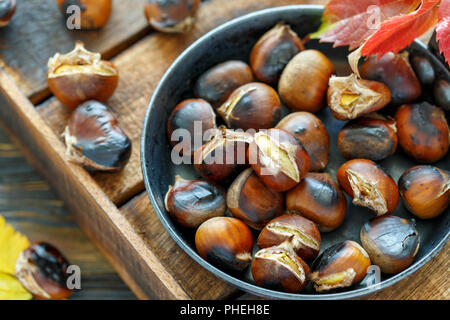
47,42,119,109
164,175,226,228
327,74,391,120
398,165,450,219
15,242,73,300
227,168,284,230
193,127,253,183
167,99,217,155
251,238,310,293
257,214,321,261
286,172,347,232
360,51,422,107
144,0,200,33
195,217,253,272
248,128,310,192
360,216,420,274
276,112,330,171
217,82,281,131
433,79,450,112
56,0,112,29
63,100,132,171
338,113,398,161
395,102,449,163
337,159,399,216
278,49,335,113
194,60,254,109
311,240,371,293
0,0,16,27
250,22,304,85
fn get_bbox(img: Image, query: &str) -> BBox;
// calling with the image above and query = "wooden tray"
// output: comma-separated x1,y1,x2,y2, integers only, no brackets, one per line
0,0,448,300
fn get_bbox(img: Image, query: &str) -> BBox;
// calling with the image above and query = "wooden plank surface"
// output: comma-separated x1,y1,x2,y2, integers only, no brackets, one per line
0,0,150,104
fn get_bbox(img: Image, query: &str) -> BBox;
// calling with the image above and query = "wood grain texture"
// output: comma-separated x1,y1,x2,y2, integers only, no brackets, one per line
0,0,150,103
37,0,320,206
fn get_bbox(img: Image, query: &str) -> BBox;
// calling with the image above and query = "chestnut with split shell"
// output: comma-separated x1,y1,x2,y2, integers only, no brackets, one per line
164,176,226,228
144,0,200,33
56,0,112,29
15,242,73,300
337,159,399,216
63,100,132,171
311,240,371,292
47,42,119,109
0,0,16,27
327,74,391,120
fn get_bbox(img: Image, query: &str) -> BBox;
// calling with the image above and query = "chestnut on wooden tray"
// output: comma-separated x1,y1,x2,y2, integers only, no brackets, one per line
144,0,200,33
56,0,112,29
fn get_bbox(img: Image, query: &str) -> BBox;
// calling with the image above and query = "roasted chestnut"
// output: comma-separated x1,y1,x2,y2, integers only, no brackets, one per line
47,42,119,109
286,172,347,232
398,165,450,219
167,98,217,155
193,127,253,183
194,60,254,109
195,217,253,272
144,0,200,33
337,114,398,161
56,0,112,29
360,216,420,274
251,238,310,293
327,74,391,120
250,22,304,85
257,214,321,261
248,128,310,192
433,79,450,112
337,159,399,216
14,242,73,300
410,55,435,86
63,100,132,171
217,82,281,130
278,49,335,113
395,102,449,163
276,112,330,171
164,176,226,228
227,168,284,230
0,0,16,27
360,52,422,107
310,240,371,292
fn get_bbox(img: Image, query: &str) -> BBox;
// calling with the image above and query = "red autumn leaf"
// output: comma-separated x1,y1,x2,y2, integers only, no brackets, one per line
361,0,440,57
436,0,450,62
310,0,421,49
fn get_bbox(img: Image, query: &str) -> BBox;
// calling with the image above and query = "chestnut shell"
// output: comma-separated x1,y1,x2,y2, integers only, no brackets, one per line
0,0,16,27
144,0,200,33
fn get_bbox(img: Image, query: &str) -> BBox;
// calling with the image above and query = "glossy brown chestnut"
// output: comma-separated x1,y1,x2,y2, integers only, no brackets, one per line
328,74,391,120
56,0,112,29
278,49,335,113
398,165,450,219
410,55,435,86
360,52,422,107
337,159,399,216
434,79,450,112
193,127,253,183
167,98,217,155
217,82,281,130
286,172,347,232
257,214,321,261
360,216,420,274
194,60,254,109
395,102,449,163
47,42,119,109
227,168,284,230
250,22,304,85
14,242,73,300
164,175,226,228
248,128,310,192
195,217,253,272
311,240,371,292
338,114,398,161
0,0,16,27
63,100,132,171
144,0,200,33
276,112,330,171
251,238,310,293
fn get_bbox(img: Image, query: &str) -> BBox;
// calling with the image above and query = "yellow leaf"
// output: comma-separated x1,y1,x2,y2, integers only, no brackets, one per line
0,215,30,274
0,273,32,300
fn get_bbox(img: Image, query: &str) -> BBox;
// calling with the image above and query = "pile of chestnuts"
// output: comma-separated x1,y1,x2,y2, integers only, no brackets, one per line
163,21,449,294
